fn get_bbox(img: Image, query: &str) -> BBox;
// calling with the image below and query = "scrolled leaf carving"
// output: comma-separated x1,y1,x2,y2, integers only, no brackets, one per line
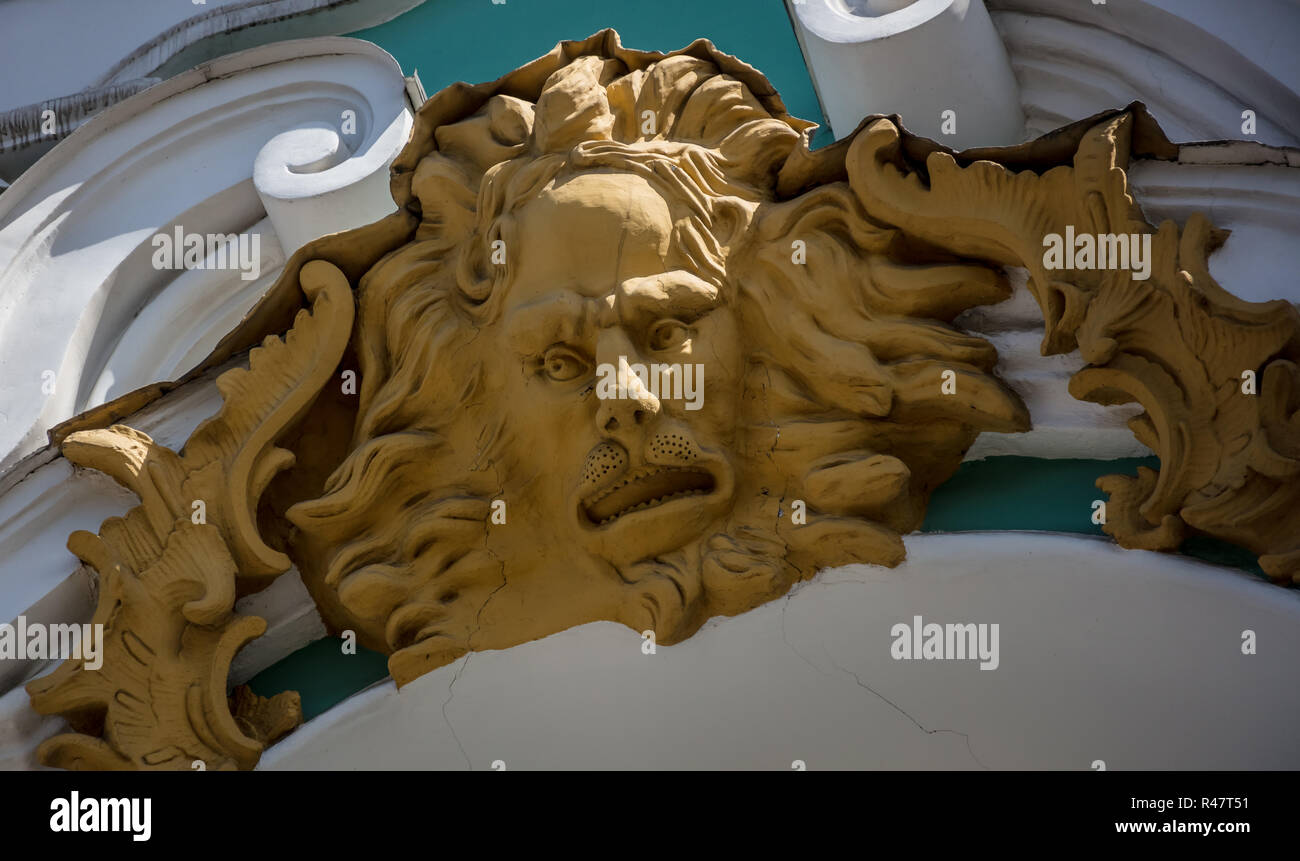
25,260,356,769
847,109,1300,582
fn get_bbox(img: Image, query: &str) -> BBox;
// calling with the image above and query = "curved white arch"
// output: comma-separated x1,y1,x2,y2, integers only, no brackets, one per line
987,0,1300,147
259,533,1300,770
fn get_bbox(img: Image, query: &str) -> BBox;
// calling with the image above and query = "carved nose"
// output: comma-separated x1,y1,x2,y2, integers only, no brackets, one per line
594,328,660,437
596,387,660,435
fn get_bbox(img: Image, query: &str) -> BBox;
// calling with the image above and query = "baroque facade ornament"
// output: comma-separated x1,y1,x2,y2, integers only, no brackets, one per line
28,30,1300,769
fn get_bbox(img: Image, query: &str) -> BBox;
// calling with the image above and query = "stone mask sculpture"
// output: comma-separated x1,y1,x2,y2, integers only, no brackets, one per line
25,31,1300,769
283,50,1030,685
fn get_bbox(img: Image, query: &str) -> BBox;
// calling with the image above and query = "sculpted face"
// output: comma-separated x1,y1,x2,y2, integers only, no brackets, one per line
286,51,1030,686
496,173,739,569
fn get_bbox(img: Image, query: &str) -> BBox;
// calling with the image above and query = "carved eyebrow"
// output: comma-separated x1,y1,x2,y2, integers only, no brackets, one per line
614,272,721,324
505,292,589,356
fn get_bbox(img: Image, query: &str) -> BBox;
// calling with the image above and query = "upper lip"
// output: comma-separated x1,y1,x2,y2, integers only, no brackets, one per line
581,465,717,526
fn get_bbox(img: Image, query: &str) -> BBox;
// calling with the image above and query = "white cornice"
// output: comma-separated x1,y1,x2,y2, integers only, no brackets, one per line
93,0,426,88
0,0,425,115
987,0,1300,146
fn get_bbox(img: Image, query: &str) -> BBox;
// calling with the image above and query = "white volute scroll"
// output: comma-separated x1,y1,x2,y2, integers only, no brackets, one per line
254,111,411,255
0,37,412,477
785,0,1026,146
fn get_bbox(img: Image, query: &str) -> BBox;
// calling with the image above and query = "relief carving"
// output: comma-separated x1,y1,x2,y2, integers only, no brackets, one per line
27,30,1299,769
846,112,1300,582
26,259,354,768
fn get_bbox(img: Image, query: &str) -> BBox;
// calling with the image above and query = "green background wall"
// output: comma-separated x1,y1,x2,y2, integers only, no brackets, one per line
349,0,834,146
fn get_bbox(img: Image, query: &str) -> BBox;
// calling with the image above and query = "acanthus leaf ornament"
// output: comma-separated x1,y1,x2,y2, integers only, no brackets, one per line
846,110,1300,583
26,260,355,769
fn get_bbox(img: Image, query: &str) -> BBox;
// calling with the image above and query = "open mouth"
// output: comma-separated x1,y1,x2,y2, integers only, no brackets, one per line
582,466,716,526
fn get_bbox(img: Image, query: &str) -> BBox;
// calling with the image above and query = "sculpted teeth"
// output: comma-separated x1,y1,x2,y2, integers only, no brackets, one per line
582,465,717,525
587,465,694,506
595,487,709,525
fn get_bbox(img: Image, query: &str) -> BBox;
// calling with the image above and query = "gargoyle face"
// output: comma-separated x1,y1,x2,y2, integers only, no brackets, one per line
495,172,740,569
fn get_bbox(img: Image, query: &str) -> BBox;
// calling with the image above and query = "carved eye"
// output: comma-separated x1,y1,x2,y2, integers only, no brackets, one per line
540,346,589,382
648,319,690,351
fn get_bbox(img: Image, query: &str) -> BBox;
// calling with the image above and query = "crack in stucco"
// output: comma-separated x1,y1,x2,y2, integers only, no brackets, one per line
439,465,508,771
779,588,826,678
827,657,991,771
780,582,989,770
440,652,472,770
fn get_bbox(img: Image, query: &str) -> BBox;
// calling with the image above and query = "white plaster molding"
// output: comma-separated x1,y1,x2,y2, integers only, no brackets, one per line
784,0,1026,146
0,0,426,115
1131,154,1300,305
960,269,1149,461
0,0,424,181
0,37,411,478
259,532,1300,770
228,570,328,686
0,78,160,155
986,0,1300,147
0,684,62,771
97,0,426,88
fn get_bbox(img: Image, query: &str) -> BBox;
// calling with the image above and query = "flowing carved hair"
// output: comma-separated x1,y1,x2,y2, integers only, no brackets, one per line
287,43,1027,656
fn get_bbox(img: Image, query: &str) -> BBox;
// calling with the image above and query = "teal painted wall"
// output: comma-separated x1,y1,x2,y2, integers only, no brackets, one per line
249,637,389,721
347,0,833,146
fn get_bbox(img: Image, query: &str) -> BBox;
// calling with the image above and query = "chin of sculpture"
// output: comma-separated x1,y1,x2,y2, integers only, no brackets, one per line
24,29,1300,770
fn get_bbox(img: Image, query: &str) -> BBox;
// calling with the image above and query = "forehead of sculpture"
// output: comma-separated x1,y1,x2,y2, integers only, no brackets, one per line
509,171,677,304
